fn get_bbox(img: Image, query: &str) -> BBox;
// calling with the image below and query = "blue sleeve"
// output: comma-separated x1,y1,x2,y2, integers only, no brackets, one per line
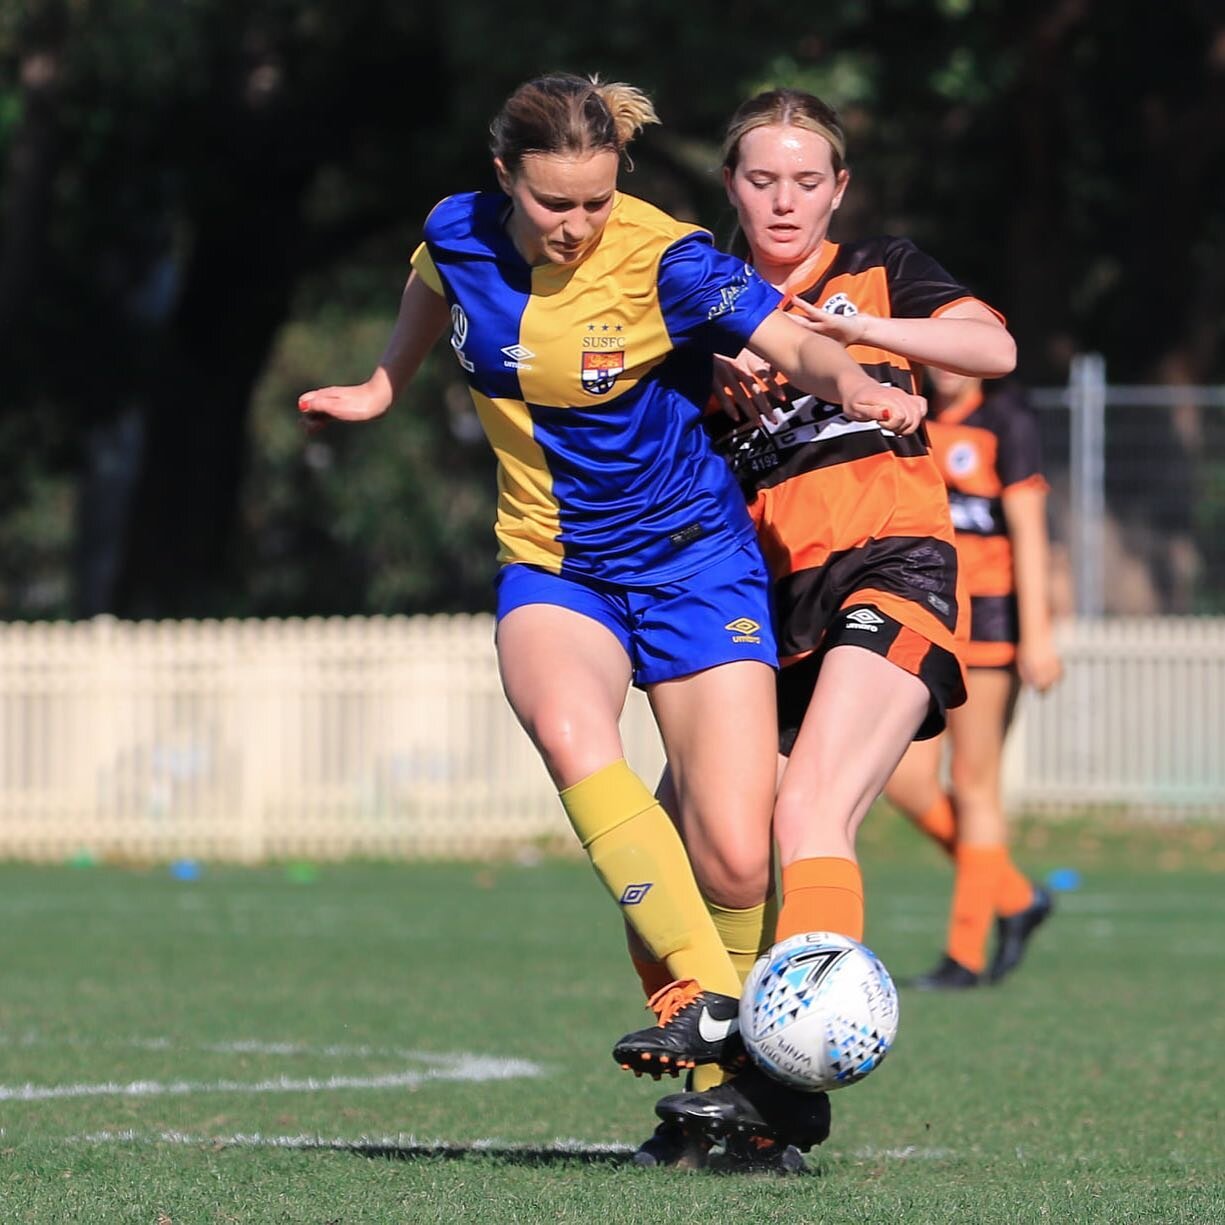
656,233,782,351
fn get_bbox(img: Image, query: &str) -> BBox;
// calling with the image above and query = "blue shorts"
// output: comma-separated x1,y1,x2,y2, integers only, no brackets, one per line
495,544,777,687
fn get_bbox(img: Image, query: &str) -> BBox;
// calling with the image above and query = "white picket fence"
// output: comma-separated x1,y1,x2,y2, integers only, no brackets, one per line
0,615,1221,861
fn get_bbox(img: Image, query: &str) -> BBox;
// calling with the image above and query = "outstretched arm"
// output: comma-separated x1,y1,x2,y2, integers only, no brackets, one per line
298,272,451,425
745,311,927,434
786,297,1016,379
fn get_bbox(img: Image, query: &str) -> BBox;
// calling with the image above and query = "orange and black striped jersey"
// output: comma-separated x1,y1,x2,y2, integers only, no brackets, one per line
703,235,1000,666
928,384,1048,598
705,236,994,495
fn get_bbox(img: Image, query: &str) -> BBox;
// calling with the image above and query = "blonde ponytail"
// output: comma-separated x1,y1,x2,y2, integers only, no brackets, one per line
591,77,661,148
491,73,659,170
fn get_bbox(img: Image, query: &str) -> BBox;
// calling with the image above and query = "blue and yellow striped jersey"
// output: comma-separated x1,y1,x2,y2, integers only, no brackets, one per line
411,191,781,584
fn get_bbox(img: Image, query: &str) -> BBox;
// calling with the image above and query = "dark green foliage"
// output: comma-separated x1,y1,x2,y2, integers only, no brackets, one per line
1,2,1222,616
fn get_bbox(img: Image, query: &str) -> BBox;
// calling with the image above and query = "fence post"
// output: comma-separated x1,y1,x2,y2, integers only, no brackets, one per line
1069,353,1106,617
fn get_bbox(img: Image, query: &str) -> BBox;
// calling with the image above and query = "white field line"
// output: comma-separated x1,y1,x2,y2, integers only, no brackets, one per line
0,1055,542,1103
0,1033,506,1062
66,1130,957,1162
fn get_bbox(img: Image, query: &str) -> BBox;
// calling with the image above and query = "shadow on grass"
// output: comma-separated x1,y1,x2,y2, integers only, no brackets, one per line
335,1139,817,1175
334,1139,636,1168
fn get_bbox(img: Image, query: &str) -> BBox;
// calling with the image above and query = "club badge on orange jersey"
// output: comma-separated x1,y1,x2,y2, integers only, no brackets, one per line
581,349,625,395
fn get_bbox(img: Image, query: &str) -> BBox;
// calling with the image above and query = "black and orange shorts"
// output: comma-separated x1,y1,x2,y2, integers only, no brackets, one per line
772,535,968,754
962,592,1019,669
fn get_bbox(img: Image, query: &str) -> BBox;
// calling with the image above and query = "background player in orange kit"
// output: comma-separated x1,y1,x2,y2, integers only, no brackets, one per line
885,369,1062,989
654,87,1018,1150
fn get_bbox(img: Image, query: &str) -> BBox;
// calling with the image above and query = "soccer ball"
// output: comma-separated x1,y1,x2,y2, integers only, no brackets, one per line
739,931,899,1093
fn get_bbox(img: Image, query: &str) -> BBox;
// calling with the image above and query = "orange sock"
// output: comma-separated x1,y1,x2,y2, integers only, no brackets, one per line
630,954,674,1000
914,795,956,855
994,856,1036,917
946,845,1008,973
776,857,864,943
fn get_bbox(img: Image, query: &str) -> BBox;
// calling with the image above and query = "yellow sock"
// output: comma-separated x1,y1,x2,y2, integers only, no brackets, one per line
689,896,778,1091
560,760,740,998
707,896,778,985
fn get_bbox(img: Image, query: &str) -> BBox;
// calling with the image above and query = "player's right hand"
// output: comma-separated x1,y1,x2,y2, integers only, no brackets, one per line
841,378,927,435
297,382,390,433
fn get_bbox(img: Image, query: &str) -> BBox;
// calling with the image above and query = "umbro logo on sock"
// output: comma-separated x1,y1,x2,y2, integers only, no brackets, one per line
619,883,653,905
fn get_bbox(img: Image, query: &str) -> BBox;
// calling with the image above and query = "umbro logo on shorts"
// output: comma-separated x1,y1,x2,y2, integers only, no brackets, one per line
845,608,885,632
725,617,762,644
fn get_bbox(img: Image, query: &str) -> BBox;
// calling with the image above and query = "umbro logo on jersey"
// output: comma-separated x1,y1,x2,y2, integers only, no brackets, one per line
697,1008,739,1044
501,343,534,371
726,617,762,644
845,608,885,632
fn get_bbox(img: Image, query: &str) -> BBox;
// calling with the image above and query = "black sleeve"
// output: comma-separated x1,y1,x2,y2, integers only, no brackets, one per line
987,385,1046,487
883,236,977,319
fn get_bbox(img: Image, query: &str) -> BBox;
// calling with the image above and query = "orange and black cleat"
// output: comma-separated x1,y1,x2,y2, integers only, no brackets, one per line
612,979,745,1078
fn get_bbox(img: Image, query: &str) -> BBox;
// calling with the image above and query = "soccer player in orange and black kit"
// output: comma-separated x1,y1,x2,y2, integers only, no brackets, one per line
885,368,1062,989
648,88,1018,1157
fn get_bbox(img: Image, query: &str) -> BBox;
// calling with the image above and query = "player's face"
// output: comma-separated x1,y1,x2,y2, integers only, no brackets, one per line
724,124,849,273
497,150,619,267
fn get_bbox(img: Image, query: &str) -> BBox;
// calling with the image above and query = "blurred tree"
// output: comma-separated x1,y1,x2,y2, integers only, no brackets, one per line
0,0,1222,618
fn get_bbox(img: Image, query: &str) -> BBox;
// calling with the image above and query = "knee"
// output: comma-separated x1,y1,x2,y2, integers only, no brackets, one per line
690,827,771,910
950,757,998,804
526,705,614,783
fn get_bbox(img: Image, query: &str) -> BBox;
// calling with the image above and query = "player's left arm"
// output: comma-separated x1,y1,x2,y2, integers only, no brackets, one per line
786,297,1017,379
1002,483,1063,692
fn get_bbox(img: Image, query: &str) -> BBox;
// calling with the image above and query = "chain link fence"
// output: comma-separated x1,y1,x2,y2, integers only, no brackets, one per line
1032,356,1225,616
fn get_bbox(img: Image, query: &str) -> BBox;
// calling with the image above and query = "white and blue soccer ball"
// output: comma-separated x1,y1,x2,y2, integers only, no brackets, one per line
740,931,899,1093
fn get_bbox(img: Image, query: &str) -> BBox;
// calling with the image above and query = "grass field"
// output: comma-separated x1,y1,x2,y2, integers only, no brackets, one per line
1,814,1222,1223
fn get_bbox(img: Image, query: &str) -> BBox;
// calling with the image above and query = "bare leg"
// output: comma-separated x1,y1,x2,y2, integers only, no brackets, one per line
775,647,930,864
648,660,777,909
885,735,946,824
496,604,631,786
947,668,1021,847
498,603,741,998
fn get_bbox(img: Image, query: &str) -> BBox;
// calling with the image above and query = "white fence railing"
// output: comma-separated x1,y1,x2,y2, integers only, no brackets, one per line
0,615,1221,861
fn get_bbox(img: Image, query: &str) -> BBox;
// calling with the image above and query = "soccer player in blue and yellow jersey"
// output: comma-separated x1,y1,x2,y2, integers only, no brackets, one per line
886,369,1061,989
298,74,924,1151
650,89,1017,1158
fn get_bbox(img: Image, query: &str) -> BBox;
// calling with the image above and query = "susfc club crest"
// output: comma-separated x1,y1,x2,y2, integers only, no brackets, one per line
581,349,625,395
